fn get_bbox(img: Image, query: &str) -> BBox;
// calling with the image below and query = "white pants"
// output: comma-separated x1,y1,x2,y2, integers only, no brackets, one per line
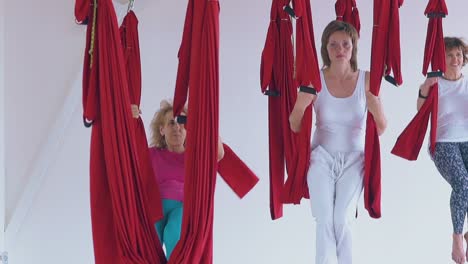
307,145,364,264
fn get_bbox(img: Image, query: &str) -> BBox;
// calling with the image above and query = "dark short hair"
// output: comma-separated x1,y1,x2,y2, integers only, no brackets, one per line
444,37,468,66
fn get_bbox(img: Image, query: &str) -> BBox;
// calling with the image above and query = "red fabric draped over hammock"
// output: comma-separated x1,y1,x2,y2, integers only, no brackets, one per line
392,0,447,160
365,0,403,218
335,0,361,35
76,1,166,263
260,0,321,219
170,0,259,262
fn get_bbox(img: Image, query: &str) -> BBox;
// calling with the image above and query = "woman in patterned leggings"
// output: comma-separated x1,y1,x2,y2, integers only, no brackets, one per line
418,37,468,264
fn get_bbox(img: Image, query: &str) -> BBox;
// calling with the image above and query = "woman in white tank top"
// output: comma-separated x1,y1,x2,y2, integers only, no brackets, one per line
417,37,468,264
289,20,387,264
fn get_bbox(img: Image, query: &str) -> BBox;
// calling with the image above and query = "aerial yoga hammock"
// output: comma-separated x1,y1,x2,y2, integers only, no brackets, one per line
74,0,166,263
364,0,404,218
169,0,260,263
76,0,259,263
391,0,447,160
260,0,322,220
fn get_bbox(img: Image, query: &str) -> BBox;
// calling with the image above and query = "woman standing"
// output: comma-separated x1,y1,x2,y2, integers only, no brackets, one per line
418,37,468,264
289,20,387,264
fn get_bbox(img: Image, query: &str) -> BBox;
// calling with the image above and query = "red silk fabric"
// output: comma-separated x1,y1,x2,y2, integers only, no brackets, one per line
392,0,447,159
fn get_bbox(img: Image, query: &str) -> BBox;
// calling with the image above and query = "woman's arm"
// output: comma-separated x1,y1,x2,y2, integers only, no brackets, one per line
417,77,438,111
289,90,317,133
365,72,387,136
217,136,225,161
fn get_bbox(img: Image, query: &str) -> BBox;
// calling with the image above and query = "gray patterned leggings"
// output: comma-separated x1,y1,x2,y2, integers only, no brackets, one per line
432,141,468,234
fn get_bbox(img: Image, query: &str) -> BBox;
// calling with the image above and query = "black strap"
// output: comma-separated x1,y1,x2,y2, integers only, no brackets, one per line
384,75,398,86
83,116,93,128
299,86,317,95
427,71,443,78
264,90,281,97
427,12,446,18
283,5,296,18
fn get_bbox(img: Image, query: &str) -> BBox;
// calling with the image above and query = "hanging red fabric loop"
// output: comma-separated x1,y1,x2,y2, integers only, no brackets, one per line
77,0,168,262
261,0,321,219
170,0,259,262
335,0,361,35
392,0,447,160
365,0,404,218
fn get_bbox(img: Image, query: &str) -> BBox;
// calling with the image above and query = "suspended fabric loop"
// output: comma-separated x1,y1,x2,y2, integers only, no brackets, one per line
74,0,91,24
283,0,321,205
392,0,447,160
364,0,404,218
170,0,259,262
260,0,321,220
76,0,167,262
335,0,361,35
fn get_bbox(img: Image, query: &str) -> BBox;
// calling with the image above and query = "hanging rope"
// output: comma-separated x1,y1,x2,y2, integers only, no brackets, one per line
89,0,98,68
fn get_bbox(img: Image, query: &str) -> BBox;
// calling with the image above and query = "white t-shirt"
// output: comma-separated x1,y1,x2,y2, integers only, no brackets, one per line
436,76,468,142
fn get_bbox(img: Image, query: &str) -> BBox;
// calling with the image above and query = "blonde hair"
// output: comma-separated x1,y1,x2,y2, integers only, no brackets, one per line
321,20,359,71
149,101,187,148
444,37,468,66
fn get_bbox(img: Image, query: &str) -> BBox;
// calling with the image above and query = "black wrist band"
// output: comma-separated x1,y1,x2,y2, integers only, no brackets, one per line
299,86,317,95
418,89,428,99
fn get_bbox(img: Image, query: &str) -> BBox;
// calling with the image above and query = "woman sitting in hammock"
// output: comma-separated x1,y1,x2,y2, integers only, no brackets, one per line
139,99,224,259
289,20,387,264
418,37,468,264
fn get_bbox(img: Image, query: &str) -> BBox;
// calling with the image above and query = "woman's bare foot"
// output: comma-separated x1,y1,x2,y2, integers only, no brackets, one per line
452,234,465,264
464,232,468,261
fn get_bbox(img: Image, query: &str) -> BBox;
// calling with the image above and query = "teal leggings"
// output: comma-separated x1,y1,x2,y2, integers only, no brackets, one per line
155,199,183,259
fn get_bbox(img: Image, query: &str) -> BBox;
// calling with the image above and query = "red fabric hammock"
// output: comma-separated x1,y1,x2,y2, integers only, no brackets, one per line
391,0,447,160
120,9,165,229
335,0,361,35
169,1,220,262
170,0,259,262
77,1,166,263
365,0,403,218
283,0,322,205
260,0,321,219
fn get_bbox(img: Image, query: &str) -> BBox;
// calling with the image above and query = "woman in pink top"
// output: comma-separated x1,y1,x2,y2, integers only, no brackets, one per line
147,100,224,259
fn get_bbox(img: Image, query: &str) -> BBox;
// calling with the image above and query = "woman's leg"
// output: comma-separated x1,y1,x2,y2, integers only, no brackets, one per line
154,200,169,244
433,142,468,264
162,200,183,259
334,152,364,264
307,147,337,264
457,141,468,260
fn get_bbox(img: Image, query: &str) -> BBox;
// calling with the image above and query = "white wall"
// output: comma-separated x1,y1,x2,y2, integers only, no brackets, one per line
4,0,85,227
0,0,6,253
4,0,468,263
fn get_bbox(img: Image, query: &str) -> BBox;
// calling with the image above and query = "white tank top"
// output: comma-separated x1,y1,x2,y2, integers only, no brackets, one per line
436,76,468,142
311,70,367,154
